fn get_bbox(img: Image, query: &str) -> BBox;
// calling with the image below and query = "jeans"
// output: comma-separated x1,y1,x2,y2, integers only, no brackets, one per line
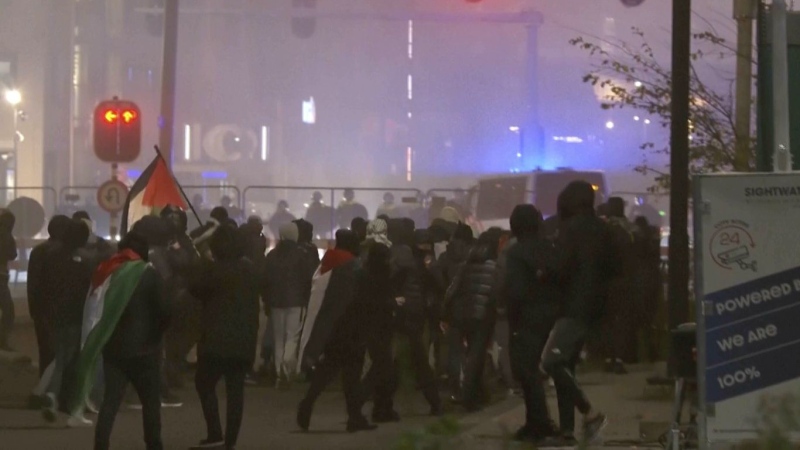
95,355,162,450
32,315,55,377
272,307,304,378
453,319,494,409
195,356,248,448
46,325,82,407
541,318,592,436
303,348,365,422
0,281,14,348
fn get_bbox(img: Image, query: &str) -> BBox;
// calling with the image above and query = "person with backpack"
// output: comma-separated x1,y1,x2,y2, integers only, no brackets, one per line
540,181,612,444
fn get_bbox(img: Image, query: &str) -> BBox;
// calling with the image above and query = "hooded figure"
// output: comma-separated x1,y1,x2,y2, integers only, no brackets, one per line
539,180,612,444
190,207,229,259
504,205,561,443
268,200,297,240
239,216,269,264
336,189,369,231
297,229,376,433
73,211,115,277
293,218,321,284
0,210,16,351
28,215,71,373
305,192,334,239
189,225,259,450
262,222,311,381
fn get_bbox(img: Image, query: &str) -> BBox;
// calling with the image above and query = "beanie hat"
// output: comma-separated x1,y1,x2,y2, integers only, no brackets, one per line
279,223,299,242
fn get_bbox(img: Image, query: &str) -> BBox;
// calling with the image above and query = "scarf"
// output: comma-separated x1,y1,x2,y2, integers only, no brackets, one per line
366,219,392,248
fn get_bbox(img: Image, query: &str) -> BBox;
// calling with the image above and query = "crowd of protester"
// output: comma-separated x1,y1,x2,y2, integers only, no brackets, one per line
1,179,663,449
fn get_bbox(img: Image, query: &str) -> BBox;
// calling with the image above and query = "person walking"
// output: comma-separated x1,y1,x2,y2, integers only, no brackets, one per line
262,223,312,385
189,226,260,450
90,231,170,450
0,209,17,351
296,230,376,433
504,205,561,444
540,181,612,444
441,232,501,412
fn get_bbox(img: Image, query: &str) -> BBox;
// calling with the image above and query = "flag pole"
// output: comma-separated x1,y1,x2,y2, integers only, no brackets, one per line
153,145,204,227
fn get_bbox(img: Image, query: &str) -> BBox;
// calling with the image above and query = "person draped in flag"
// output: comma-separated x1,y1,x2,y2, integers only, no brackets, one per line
70,230,170,450
296,229,376,433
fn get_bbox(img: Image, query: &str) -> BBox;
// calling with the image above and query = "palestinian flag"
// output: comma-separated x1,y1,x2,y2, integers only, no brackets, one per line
121,154,187,234
69,250,149,416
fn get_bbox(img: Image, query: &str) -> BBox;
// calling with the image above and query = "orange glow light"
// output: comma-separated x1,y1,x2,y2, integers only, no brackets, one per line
122,110,137,123
104,110,119,123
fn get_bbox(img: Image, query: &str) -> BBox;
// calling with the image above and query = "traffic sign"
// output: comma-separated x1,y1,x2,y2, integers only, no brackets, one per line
97,179,129,214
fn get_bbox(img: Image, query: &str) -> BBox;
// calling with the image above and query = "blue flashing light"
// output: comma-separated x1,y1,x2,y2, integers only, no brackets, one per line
127,169,143,179
202,171,228,180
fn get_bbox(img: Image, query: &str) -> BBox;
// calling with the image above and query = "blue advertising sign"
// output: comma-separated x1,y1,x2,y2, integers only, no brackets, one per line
704,266,800,402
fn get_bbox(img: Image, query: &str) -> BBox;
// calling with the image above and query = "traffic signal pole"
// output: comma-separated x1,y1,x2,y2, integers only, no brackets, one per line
158,0,180,168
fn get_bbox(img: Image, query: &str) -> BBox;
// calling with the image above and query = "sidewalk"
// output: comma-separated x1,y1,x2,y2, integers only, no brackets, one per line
453,364,675,449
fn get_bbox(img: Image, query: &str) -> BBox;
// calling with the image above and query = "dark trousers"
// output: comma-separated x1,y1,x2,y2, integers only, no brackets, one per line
446,326,465,396
494,319,517,389
303,349,365,422
510,328,553,435
392,318,440,409
541,318,593,436
361,327,396,415
452,319,493,409
95,355,162,450
195,356,248,448
0,282,14,348
32,316,54,377
47,325,82,407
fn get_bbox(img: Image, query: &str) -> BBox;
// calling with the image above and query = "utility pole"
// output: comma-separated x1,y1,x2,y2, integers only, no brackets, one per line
771,0,793,171
734,0,756,171
158,0,179,167
668,0,691,335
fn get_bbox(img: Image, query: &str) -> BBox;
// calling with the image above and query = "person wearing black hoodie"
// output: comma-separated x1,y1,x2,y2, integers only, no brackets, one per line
41,219,91,420
28,215,71,376
540,181,612,443
385,218,442,420
442,231,501,412
294,218,321,281
189,225,260,450
0,210,17,351
504,205,561,444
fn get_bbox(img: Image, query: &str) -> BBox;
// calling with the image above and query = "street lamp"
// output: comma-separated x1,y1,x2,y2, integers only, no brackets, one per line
4,89,21,198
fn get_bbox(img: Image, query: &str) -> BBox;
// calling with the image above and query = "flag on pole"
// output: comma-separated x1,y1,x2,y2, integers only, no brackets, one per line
120,154,187,234
69,249,149,416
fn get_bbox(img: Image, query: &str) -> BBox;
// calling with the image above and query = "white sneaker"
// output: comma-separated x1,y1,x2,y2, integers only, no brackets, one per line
85,400,99,415
67,414,94,428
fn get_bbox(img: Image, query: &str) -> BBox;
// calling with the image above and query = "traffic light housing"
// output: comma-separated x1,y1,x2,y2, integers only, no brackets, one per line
291,0,317,39
94,99,142,163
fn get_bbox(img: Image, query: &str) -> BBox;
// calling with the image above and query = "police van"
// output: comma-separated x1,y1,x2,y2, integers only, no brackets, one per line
471,169,610,229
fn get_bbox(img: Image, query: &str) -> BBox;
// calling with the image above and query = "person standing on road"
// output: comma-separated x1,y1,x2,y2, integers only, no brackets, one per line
336,188,369,231
27,215,71,382
91,230,170,450
0,209,17,351
504,205,561,444
41,219,91,421
540,181,612,444
262,223,311,386
296,230,377,433
441,231,501,412
268,201,296,241
189,225,260,450
305,192,334,239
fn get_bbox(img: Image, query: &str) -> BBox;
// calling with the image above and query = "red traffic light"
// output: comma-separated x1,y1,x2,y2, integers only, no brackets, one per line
103,108,138,124
94,99,142,163
104,110,118,123
122,109,137,123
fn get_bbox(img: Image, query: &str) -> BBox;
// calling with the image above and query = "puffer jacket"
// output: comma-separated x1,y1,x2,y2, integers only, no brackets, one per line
444,244,499,324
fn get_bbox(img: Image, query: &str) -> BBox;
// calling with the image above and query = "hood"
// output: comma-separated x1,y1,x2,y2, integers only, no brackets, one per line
210,224,244,261
0,210,15,233
557,181,596,221
132,216,172,247
293,219,314,244
320,248,355,274
47,215,71,241
606,197,625,218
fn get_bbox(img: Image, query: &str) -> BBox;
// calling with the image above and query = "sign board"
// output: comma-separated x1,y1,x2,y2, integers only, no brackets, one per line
97,179,129,214
694,173,800,447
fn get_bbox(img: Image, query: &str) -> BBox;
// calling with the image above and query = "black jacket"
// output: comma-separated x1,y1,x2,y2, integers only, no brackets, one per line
504,237,561,333
104,266,170,360
262,241,312,309
391,244,426,316
0,214,17,277
445,244,499,324
43,243,92,328
190,258,260,364
27,240,56,323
